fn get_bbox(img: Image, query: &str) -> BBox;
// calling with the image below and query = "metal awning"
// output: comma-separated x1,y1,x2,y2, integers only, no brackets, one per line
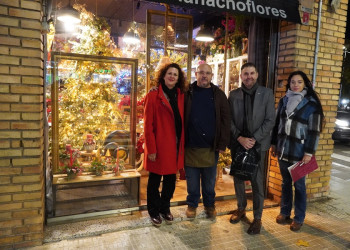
147,0,301,24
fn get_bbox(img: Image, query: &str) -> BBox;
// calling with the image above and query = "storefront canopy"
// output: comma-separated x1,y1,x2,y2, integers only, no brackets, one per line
147,0,301,24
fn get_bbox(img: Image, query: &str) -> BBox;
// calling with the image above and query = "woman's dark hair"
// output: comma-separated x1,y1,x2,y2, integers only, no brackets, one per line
287,70,325,131
156,63,186,92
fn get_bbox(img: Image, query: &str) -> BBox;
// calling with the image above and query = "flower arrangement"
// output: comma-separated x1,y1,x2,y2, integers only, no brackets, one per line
59,145,81,167
194,15,248,57
61,163,84,180
89,159,107,176
59,145,83,180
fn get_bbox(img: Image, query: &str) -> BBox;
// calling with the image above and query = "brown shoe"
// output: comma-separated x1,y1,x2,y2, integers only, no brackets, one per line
276,214,293,224
186,206,196,219
247,219,262,235
160,212,174,225
229,209,246,224
204,206,217,220
290,221,303,231
150,215,162,227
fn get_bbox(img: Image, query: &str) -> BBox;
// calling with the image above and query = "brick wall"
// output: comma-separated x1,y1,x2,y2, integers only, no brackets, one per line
268,0,348,203
0,0,44,248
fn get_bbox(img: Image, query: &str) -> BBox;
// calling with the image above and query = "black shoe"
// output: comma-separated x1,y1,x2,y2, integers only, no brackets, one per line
247,219,262,235
229,209,246,224
160,212,174,224
150,215,162,227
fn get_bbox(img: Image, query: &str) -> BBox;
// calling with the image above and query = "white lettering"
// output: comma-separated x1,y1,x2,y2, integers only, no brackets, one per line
216,0,225,8
280,9,287,18
251,0,256,13
226,0,235,10
207,0,215,7
237,2,246,11
271,8,279,16
256,5,265,14
265,6,270,15
184,0,193,3
246,0,252,12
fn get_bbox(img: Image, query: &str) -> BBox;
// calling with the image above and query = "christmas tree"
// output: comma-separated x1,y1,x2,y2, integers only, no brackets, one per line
58,5,126,149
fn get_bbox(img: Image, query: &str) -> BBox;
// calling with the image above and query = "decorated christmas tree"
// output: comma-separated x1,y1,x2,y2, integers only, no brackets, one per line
58,5,126,149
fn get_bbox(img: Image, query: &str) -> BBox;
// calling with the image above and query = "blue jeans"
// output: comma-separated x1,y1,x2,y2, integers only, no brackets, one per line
279,160,307,224
185,152,218,208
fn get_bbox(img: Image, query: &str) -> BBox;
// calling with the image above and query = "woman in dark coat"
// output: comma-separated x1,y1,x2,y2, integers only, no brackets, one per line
271,71,324,231
144,63,186,226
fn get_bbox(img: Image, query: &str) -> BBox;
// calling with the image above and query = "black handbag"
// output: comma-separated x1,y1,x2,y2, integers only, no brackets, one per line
230,144,260,180
230,93,260,180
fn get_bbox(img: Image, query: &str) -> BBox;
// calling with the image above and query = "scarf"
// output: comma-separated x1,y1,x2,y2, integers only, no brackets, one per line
241,83,259,136
285,89,307,116
161,82,182,151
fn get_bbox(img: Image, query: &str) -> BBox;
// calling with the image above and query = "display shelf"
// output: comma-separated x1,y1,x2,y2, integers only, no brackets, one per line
52,169,141,216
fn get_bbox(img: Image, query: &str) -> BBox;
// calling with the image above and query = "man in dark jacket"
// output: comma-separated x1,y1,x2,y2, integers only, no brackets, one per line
228,62,275,234
184,63,231,220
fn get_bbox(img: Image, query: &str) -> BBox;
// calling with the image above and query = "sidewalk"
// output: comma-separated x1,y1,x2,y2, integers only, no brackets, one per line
28,194,350,250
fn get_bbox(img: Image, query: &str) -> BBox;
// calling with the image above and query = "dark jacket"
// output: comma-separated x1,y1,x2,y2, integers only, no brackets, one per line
271,95,322,163
228,86,275,152
185,82,231,151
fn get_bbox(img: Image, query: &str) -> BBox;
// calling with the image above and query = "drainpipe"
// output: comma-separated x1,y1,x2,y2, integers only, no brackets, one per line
312,0,323,88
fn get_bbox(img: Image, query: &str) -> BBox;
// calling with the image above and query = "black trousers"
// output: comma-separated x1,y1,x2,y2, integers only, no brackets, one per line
147,172,176,217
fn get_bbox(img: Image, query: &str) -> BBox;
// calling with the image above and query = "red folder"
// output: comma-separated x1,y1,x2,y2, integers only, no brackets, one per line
288,156,318,182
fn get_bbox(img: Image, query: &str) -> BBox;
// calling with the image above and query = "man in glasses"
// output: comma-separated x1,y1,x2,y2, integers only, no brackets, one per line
184,63,230,220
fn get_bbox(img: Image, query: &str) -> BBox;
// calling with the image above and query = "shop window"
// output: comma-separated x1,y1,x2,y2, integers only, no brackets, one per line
47,53,140,217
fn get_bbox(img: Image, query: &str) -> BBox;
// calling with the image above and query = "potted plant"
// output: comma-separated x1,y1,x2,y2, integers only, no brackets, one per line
89,159,107,176
60,163,83,180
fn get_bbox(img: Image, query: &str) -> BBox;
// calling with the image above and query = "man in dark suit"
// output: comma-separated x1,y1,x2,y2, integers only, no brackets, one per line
228,62,275,235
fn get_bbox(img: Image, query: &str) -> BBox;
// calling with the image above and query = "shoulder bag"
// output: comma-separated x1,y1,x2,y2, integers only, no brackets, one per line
230,95,260,180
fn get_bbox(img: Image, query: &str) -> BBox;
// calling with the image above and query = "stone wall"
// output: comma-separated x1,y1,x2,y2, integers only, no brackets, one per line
268,0,348,202
0,0,44,248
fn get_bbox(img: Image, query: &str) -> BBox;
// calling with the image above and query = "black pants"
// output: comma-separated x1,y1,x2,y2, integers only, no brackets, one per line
234,150,266,220
147,172,176,217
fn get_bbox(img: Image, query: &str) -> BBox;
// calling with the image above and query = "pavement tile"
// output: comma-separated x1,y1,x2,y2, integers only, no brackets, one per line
26,196,350,250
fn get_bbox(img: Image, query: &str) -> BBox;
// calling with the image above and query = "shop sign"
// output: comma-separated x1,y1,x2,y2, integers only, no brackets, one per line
147,0,301,23
300,0,313,25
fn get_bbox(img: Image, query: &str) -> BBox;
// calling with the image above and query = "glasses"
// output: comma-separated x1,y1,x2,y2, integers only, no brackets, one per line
196,71,212,76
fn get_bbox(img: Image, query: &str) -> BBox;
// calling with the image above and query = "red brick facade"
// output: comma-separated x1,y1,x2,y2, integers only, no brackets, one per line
0,0,44,248
268,0,348,202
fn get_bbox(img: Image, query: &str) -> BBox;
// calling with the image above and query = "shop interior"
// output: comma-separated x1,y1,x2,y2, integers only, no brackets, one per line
45,0,275,218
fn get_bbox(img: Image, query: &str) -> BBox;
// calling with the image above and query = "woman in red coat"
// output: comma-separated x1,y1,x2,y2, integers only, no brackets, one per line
144,63,185,226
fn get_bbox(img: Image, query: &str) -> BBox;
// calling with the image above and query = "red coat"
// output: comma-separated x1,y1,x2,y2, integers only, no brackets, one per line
144,85,185,175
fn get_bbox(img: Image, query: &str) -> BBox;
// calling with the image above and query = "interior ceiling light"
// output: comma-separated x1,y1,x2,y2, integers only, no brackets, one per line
123,1,140,44
195,27,214,42
123,30,140,44
57,4,81,24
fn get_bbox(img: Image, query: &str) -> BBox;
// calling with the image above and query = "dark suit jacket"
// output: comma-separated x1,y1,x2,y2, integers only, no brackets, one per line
228,85,275,151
